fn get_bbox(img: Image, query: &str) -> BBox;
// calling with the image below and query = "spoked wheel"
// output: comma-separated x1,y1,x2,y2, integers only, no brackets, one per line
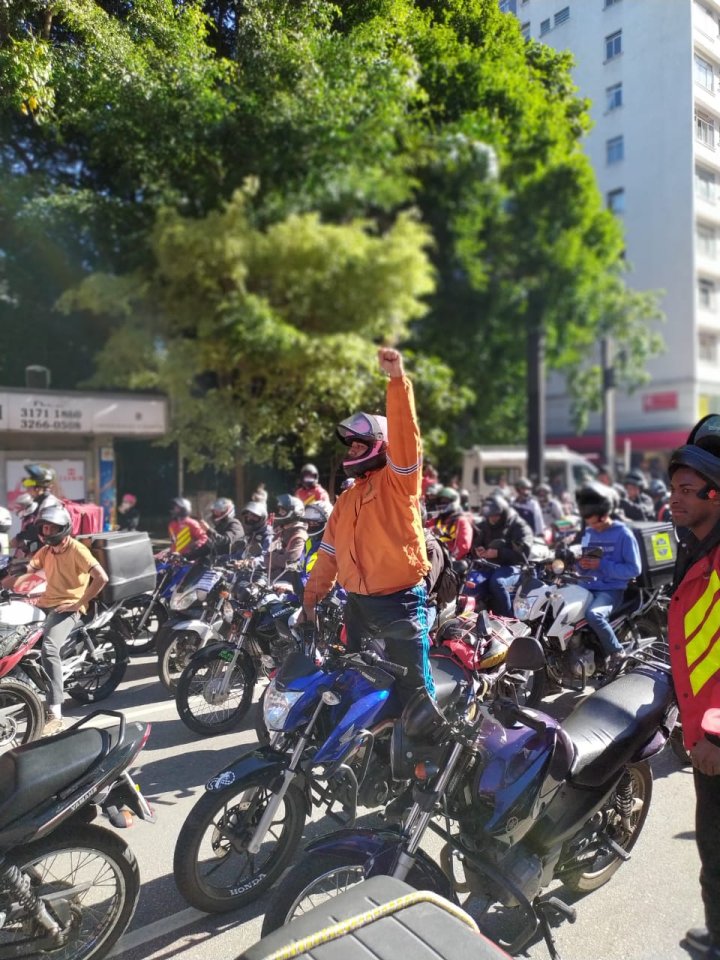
175,652,255,735
157,629,203,692
66,629,128,704
618,612,669,664
0,678,44,753
561,761,653,893
0,823,139,960
173,780,306,912
120,595,167,654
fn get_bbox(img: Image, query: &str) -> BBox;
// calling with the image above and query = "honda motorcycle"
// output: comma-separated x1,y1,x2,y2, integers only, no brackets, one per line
512,557,669,704
0,710,155,959
262,639,677,960
119,552,189,654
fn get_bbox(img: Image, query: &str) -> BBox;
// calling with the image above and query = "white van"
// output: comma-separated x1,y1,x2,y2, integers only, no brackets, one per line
461,445,598,508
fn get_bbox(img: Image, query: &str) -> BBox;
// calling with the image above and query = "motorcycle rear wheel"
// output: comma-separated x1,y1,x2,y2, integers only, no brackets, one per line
175,652,255,735
261,851,429,935
120,595,167,654
0,678,44,753
174,780,306,912
157,629,202,692
1,822,139,960
561,760,652,893
66,628,128,704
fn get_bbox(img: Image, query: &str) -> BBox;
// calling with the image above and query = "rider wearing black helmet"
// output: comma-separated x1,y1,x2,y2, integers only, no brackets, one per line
197,498,245,557
471,494,534,616
268,494,308,580
618,468,655,522
575,482,642,670
649,478,671,522
512,477,545,536
666,415,720,960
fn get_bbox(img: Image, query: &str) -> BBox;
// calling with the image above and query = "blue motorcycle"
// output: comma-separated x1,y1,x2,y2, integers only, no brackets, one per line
262,640,677,960
120,553,189,653
173,623,472,913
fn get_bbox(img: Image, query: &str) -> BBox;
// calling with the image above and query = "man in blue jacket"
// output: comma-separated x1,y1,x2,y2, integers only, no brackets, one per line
575,483,642,669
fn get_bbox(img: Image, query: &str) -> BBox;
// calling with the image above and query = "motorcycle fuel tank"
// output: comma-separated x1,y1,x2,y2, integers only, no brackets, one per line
546,583,592,644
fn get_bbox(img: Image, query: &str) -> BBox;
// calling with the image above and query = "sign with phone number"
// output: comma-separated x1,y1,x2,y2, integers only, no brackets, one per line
0,391,166,436
19,406,84,432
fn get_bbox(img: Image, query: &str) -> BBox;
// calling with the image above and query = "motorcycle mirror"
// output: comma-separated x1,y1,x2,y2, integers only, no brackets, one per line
551,558,565,575
505,634,546,672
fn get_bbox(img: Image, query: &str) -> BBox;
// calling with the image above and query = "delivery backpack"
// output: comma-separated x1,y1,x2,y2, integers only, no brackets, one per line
61,499,104,536
434,537,462,606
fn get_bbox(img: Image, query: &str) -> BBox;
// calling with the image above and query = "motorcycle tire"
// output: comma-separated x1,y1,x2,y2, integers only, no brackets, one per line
174,780,306,913
3,822,139,960
669,726,691,766
561,760,652,894
175,652,255,736
0,678,44,753
66,628,129,704
157,629,205,692
120,595,167,654
261,850,429,935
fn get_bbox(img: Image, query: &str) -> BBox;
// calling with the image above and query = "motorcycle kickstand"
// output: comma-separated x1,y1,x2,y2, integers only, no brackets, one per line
535,897,576,960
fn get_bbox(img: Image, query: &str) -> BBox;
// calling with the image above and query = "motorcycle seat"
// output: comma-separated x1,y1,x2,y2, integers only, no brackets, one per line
0,723,122,831
562,667,673,788
429,653,470,710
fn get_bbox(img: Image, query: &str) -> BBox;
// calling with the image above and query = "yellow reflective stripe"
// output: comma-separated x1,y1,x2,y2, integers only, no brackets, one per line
687,599,720,666
684,570,720,638
174,527,191,551
690,635,720,696
305,550,318,573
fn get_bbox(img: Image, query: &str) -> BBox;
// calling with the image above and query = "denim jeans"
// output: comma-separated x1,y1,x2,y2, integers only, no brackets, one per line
584,589,625,657
474,566,520,618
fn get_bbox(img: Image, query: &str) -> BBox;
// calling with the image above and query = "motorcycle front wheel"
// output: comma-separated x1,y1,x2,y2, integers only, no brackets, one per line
66,628,128,703
173,780,306,912
175,652,255,735
0,823,139,960
157,629,203,692
561,760,652,893
120,595,167,654
0,677,44,753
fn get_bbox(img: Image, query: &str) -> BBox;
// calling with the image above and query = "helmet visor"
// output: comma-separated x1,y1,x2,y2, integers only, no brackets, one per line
337,414,375,443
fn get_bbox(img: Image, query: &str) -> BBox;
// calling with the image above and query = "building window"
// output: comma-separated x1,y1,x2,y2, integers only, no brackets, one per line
696,165,718,202
555,7,570,26
700,331,719,362
698,223,718,257
499,0,518,12
606,82,623,111
607,188,625,213
696,111,716,148
699,278,717,310
605,30,622,60
606,135,624,164
695,54,715,92
695,1,720,38
521,21,531,39
540,17,550,34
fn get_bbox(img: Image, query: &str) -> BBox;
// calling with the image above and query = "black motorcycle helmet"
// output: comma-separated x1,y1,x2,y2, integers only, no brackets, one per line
668,413,720,494
575,482,614,520
274,494,305,526
22,463,56,491
623,468,647,491
482,494,509,523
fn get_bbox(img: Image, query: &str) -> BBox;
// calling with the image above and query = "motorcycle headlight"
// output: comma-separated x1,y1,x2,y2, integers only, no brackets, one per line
263,682,304,731
170,589,198,611
513,596,533,621
222,600,235,623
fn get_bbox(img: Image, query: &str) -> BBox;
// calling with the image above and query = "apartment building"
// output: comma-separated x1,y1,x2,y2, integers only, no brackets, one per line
502,0,720,469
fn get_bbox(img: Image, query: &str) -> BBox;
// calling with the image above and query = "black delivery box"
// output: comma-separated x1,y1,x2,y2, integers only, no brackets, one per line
628,521,677,589
79,531,156,603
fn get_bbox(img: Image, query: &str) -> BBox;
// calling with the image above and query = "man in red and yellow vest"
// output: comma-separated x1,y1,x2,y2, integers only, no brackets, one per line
168,497,208,557
667,416,720,960
302,347,433,704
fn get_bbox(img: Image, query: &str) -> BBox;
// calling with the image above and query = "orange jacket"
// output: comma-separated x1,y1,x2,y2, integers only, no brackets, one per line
304,376,429,607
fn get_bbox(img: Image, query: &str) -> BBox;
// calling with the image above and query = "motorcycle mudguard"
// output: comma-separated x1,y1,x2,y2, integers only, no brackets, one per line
189,641,255,672
205,746,301,799
303,827,457,903
172,619,223,643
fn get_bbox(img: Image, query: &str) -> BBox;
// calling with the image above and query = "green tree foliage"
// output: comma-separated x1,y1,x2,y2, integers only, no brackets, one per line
1,0,662,472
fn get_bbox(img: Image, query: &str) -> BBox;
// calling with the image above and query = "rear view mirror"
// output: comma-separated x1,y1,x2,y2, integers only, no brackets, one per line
506,634,546,672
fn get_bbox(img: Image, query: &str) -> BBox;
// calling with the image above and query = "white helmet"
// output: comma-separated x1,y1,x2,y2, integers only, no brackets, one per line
304,501,332,536
12,493,37,518
0,506,11,533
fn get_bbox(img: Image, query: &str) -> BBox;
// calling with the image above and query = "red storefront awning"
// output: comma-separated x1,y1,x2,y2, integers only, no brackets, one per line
548,428,690,455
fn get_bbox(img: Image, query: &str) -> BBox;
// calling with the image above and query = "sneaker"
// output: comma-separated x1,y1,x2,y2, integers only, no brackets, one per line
41,716,65,737
604,651,626,673
686,928,714,953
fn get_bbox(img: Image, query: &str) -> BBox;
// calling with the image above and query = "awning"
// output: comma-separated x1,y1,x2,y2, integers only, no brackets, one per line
548,428,689,454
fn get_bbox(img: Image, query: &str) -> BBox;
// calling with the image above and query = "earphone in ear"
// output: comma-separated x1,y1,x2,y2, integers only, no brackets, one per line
709,489,719,500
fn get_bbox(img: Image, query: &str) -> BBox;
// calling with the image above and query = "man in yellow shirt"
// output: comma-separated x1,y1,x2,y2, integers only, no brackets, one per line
11,503,108,735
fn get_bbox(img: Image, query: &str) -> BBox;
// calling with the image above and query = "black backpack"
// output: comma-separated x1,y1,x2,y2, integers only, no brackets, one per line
434,537,462,606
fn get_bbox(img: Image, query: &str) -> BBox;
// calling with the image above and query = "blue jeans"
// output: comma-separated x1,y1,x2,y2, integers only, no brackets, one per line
344,585,435,704
473,566,520,617
584,589,625,656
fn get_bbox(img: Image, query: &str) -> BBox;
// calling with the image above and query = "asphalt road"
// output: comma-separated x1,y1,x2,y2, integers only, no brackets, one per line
59,652,708,960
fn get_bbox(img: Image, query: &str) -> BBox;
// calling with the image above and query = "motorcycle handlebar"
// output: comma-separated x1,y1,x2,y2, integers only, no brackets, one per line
492,698,547,735
361,650,409,679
